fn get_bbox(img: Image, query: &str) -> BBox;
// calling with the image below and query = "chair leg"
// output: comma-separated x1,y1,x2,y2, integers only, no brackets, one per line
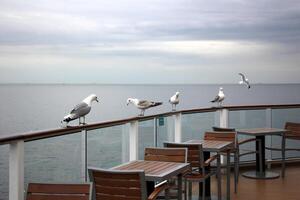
202,181,205,200
234,152,238,193
188,181,192,200
237,150,240,183
282,133,286,178
184,179,187,200
165,187,170,200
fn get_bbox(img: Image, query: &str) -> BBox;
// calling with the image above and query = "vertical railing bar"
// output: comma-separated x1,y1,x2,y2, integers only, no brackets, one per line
174,113,182,143
81,129,88,182
219,109,229,167
154,118,158,147
129,120,139,161
9,140,24,200
266,108,272,163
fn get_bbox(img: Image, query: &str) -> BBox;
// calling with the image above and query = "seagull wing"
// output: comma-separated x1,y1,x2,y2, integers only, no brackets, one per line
137,100,151,108
238,73,246,81
211,95,220,103
70,102,91,116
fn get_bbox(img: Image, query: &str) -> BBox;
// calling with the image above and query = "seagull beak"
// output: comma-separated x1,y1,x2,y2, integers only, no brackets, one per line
127,102,129,106
96,98,99,102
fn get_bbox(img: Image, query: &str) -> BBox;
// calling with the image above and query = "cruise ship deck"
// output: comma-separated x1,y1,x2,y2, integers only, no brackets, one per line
0,104,300,200
191,164,300,200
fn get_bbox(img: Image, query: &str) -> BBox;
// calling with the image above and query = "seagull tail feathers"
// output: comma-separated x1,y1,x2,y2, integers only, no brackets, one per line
151,102,163,107
63,114,74,122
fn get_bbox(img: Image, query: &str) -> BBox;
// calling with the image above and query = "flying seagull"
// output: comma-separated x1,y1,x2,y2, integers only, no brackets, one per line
211,87,225,107
238,73,251,89
127,98,163,116
169,91,180,111
62,94,99,125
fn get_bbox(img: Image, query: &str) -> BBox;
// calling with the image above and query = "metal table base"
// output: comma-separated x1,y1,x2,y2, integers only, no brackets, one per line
242,170,280,179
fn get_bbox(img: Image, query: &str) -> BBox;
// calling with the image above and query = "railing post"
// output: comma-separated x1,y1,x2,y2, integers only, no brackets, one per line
220,108,229,128
266,108,272,166
129,120,139,161
9,140,24,200
219,109,229,168
174,113,182,143
81,129,87,181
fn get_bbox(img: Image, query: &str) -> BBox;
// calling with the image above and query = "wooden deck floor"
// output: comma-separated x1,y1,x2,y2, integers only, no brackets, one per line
190,165,300,200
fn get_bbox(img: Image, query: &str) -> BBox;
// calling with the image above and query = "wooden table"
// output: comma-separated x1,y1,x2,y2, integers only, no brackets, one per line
185,139,233,200
113,160,190,200
237,128,288,179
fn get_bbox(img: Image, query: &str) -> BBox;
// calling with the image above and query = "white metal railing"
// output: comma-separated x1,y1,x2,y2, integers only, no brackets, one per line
3,104,300,200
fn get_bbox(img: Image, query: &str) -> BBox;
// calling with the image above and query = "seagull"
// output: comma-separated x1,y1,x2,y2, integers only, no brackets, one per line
169,91,180,111
238,73,251,89
62,94,99,125
211,87,225,107
127,98,163,116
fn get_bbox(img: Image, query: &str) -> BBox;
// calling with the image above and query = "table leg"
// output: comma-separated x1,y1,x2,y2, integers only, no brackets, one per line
226,151,230,200
178,174,183,200
217,153,222,200
242,135,280,179
200,151,211,199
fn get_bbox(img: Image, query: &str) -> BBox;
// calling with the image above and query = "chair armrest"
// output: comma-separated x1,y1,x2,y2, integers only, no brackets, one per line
204,154,219,166
148,181,169,200
238,138,258,145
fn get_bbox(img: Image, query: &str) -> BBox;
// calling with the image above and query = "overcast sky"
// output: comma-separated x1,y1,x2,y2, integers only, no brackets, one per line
0,0,300,84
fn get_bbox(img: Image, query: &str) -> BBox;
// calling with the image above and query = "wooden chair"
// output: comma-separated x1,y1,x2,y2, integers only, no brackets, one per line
265,122,300,177
144,147,188,199
26,182,92,200
163,142,219,200
211,127,262,190
88,167,168,200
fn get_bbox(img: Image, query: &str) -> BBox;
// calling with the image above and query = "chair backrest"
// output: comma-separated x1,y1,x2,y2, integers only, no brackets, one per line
285,122,300,140
212,126,236,132
163,142,204,169
26,183,92,200
88,167,147,200
144,147,187,163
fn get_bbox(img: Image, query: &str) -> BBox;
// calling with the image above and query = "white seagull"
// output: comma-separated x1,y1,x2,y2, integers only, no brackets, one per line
127,98,163,116
238,73,251,89
62,94,99,125
211,87,225,107
169,91,180,111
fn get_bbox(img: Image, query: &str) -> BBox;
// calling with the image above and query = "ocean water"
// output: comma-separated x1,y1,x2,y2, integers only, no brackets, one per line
0,84,300,199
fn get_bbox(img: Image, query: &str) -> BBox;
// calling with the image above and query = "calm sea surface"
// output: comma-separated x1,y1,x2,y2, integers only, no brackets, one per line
0,84,300,199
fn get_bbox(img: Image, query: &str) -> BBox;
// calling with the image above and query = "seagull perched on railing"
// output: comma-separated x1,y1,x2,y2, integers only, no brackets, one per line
127,98,163,116
169,91,180,111
62,94,99,125
211,87,225,107
238,73,251,89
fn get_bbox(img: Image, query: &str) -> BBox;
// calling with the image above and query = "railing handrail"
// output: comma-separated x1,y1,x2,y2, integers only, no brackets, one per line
1,103,300,145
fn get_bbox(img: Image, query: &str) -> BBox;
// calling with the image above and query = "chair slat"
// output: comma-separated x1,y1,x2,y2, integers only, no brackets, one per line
93,177,141,187
27,194,89,200
95,185,141,196
144,148,186,163
92,171,140,180
96,194,141,200
286,122,300,139
27,183,90,194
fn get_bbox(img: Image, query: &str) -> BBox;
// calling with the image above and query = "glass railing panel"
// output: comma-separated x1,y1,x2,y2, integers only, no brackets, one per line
182,112,218,142
229,109,268,162
0,144,9,200
138,119,155,159
271,108,300,159
24,132,83,191
156,116,175,147
88,125,129,169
